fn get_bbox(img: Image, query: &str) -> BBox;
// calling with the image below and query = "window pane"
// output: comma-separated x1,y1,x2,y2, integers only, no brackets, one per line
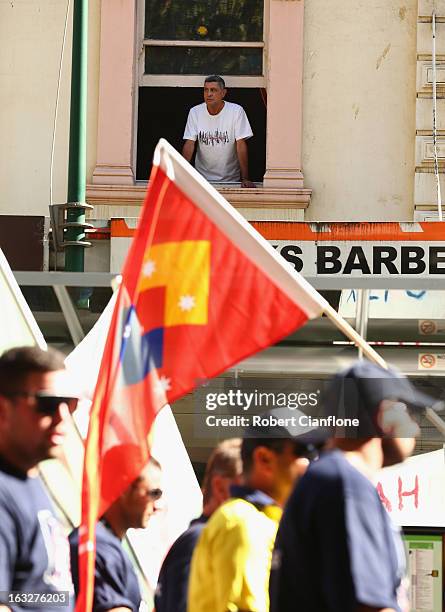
145,46,263,76
145,0,264,42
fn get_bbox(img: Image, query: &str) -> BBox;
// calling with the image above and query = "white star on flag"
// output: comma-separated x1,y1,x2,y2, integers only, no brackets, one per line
156,375,172,395
178,295,196,311
143,259,156,278
123,324,131,339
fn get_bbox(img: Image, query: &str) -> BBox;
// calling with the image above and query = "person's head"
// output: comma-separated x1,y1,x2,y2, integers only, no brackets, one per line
326,361,441,467
241,437,313,507
0,346,77,471
105,456,162,534
203,75,226,111
201,438,242,516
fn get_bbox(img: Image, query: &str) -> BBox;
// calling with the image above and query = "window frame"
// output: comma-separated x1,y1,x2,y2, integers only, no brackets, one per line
136,0,268,89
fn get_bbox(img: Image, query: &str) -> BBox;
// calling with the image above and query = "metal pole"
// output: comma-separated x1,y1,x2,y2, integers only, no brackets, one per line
65,0,89,271
432,11,443,221
355,289,370,360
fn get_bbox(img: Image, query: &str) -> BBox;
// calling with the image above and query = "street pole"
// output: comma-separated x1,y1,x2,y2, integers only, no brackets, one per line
65,0,91,272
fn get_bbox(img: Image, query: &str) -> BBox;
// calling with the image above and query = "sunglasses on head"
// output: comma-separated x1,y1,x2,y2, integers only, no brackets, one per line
4,391,79,415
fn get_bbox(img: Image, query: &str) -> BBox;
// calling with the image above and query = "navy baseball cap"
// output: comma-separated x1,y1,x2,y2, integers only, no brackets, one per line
243,407,330,456
323,360,444,436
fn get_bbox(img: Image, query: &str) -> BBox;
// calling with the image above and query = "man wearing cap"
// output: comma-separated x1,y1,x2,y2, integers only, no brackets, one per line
0,346,77,611
188,411,324,612
269,361,440,612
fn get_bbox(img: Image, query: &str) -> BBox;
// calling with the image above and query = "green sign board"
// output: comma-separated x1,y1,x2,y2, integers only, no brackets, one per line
403,535,442,612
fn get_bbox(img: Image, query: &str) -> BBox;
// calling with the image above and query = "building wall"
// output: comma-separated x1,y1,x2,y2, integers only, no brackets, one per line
303,0,418,221
0,0,100,216
0,1,428,223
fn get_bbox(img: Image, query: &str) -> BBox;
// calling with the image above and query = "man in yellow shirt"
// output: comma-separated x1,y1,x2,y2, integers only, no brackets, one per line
188,415,324,612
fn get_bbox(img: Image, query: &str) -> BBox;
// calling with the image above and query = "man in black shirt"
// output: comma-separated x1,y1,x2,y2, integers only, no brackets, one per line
0,346,78,611
270,361,441,612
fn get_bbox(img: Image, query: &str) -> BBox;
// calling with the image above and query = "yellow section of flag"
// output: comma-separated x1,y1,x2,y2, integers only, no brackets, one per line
138,241,210,326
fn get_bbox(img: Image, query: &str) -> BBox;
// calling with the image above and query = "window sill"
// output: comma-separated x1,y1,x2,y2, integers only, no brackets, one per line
86,182,311,210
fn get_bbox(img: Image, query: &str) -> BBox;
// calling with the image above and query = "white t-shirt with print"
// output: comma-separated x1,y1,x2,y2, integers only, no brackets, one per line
183,101,253,182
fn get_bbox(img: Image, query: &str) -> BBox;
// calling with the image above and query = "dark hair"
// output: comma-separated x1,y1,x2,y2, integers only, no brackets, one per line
202,438,241,504
241,436,325,473
241,438,290,474
204,75,226,89
0,346,65,395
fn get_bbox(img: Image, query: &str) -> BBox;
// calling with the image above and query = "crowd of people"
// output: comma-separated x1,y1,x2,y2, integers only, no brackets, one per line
0,344,438,612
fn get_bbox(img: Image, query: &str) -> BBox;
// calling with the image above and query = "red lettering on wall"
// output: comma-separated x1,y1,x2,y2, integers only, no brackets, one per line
376,482,392,512
398,476,419,511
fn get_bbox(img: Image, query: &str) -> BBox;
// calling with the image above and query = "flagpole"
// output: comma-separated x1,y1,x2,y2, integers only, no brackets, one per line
322,303,387,368
322,302,445,436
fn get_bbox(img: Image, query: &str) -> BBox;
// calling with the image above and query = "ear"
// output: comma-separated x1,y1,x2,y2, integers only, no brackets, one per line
211,473,230,503
222,88,227,98
376,399,403,435
376,400,419,438
252,446,276,472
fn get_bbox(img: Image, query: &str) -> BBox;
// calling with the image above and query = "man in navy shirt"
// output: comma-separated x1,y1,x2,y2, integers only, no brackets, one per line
70,456,162,612
0,346,78,611
155,438,242,612
269,361,442,612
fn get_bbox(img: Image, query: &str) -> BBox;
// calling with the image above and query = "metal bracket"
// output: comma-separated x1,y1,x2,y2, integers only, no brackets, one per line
49,202,94,252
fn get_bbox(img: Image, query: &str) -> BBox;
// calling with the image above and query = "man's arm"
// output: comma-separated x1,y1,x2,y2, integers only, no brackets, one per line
235,140,254,188
182,140,195,163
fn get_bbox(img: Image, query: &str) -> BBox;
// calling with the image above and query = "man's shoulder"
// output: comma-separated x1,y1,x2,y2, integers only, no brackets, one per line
164,519,206,564
95,522,126,556
201,499,248,537
0,460,27,490
0,469,50,520
176,518,206,546
300,450,345,482
225,101,245,112
292,451,350,505
296,451,378,509
189,102,206,114
70,523,126,561
216,497,260,520
223,101,248,117
206,497,277,540
304,450,367,482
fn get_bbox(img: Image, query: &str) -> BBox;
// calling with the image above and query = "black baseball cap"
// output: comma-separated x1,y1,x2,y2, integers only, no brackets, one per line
323,360,444,436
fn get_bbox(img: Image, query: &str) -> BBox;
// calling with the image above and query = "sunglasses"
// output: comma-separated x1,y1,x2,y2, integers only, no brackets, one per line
4,392,79,416
146,488,163,501
134,484,163,501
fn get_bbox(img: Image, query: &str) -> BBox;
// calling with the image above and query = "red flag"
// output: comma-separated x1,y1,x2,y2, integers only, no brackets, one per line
77,139,325,611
